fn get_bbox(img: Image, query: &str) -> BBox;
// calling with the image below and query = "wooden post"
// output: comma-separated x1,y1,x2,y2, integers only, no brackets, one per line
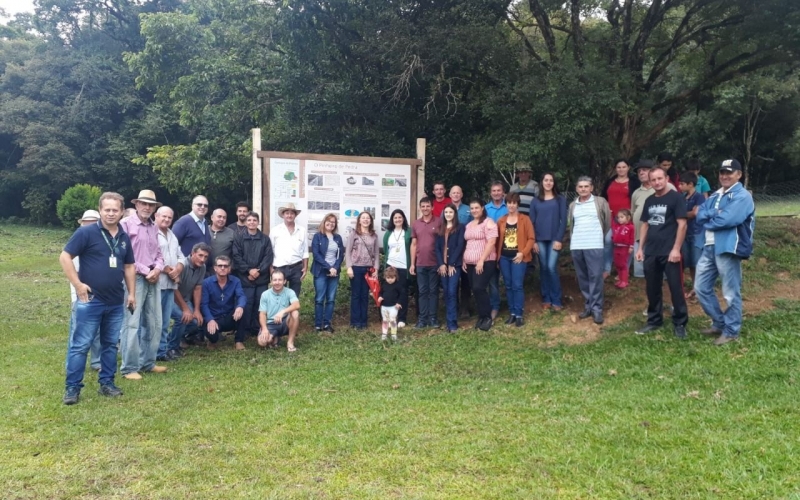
252,128,262,223
415,138,426,221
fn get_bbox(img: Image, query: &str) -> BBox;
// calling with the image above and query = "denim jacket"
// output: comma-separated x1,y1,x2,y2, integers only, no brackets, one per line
311,232,345,277
694,182,755,259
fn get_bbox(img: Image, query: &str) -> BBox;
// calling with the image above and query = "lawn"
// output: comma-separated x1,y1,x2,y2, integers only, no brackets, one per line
0,222,799,499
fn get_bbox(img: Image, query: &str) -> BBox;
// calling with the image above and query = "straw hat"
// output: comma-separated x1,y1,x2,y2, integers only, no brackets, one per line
278,203,302,217
131,189,162,207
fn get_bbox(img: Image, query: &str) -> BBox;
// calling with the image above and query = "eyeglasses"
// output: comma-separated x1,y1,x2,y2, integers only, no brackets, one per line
195,203,208,207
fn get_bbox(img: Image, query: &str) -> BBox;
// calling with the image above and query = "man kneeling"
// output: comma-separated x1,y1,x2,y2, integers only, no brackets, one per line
257,270,300,352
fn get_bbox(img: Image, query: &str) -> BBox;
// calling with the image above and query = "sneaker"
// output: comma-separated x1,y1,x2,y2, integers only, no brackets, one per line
381,334,388,341
397,322,406,329
391,335,398,342
635,324,661,335
504,315,516,325
63,386,80,405
578,310,592,319
98,384,123,398
700,327,723,337
593,312,604,325
713,335,738,346
674,325,687,339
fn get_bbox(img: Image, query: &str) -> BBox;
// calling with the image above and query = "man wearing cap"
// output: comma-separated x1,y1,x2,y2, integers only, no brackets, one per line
60,192,136,405
694,159,755,346
173,195,212,259
631,159,656,279
232,211,274,350
119,189,167,380
270,203,308,297
154,206,185,362
66,210,103,373
509,163,539,217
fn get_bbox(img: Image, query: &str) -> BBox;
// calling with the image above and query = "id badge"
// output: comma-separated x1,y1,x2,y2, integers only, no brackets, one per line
109,256,118,268
394,246,400,253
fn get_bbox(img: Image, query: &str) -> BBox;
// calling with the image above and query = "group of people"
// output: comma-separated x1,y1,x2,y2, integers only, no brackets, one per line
60,154,755,405
60,192,308,404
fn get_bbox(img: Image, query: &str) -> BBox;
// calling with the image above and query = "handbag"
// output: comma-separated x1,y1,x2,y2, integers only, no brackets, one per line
358,234,381,306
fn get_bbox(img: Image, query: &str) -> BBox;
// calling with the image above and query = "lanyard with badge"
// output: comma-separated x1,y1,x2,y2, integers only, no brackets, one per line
98,222,120,268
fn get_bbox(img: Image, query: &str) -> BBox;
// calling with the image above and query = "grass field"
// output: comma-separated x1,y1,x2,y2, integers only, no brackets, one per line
1,222,799,499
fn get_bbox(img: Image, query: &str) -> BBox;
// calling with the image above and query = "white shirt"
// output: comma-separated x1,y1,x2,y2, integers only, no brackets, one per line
571,196,604,250
157,228,185,290
270,223,309,267
386,229,407,269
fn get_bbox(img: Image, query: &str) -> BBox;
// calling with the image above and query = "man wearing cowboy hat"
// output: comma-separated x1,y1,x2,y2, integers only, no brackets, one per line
65,210,103,374
119,189,168,380
269,203,309,297
173,195,212,261
509,162,539,217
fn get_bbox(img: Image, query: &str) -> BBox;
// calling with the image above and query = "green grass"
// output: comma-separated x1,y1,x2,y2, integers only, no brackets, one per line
1,222,799,499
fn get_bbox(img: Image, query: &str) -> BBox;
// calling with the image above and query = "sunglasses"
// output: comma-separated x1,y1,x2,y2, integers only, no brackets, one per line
195,203,209,207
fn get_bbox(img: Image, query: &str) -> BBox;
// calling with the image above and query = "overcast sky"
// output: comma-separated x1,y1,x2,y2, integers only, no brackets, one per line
0,0,35,19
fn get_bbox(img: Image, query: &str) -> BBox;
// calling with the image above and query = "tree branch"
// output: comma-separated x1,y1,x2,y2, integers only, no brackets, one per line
504,10,548,68
570,0,584,67
527,0,558,63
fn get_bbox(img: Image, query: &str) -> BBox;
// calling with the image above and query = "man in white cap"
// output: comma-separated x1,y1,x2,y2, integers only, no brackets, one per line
269,203,308,297
119,189,167,380
694,159,755,346
66,210,103,372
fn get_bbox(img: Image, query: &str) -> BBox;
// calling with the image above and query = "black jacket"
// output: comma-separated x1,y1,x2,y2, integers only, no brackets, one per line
379,280,403,308
232,231,274,287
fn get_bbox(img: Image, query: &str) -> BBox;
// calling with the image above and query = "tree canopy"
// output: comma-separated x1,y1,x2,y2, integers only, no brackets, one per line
1,0,799,223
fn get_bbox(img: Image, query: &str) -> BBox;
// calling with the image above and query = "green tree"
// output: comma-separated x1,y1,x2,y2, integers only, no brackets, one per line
56,183,102,228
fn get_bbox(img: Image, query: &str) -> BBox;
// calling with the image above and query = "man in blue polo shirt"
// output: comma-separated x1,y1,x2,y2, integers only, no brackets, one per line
200,255,246,348
484,181,508,319
59,192,136,405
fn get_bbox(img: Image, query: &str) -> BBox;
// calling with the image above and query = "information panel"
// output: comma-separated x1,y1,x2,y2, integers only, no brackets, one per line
261,152,420,248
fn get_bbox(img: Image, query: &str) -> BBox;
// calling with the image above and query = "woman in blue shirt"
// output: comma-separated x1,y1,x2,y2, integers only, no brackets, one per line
530,173,567,311
311,213,345,332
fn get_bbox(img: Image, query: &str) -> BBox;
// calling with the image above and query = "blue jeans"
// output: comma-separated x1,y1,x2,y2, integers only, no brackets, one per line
499,255,526,316
633,241,645,278
603,229,613,274
416,266,440,325
120,275,162,375
682,238,702,269
349,266,370,328
170,301,198,349
67,301,101,370
441,270,459,330
157,289,175,358
694,245,743,338
572,248,604,314
488,271,500,314
537,241,563,307
314,274,340,328
66,299,124,389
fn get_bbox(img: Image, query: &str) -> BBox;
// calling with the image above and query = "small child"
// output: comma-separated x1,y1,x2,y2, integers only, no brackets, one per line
377,267,403,341
679,171,707,297
612,209,635,289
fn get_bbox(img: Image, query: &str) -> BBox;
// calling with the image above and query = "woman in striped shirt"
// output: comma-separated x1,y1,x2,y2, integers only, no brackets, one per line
462,198,499,331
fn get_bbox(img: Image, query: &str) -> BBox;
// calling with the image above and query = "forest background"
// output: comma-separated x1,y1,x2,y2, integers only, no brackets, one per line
1,0,799,224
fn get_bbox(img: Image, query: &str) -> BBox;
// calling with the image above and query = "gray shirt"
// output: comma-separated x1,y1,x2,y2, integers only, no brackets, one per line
210,226,235,262
177,260,207,303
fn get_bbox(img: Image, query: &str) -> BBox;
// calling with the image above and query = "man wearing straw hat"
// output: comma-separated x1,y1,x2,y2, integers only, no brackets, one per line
270,203,309,297
119,189,168,380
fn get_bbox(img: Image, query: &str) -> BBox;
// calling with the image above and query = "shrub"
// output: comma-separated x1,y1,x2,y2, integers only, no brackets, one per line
56,184,102,229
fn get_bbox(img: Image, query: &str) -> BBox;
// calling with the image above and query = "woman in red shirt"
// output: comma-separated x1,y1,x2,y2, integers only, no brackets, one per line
600,159,641,278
